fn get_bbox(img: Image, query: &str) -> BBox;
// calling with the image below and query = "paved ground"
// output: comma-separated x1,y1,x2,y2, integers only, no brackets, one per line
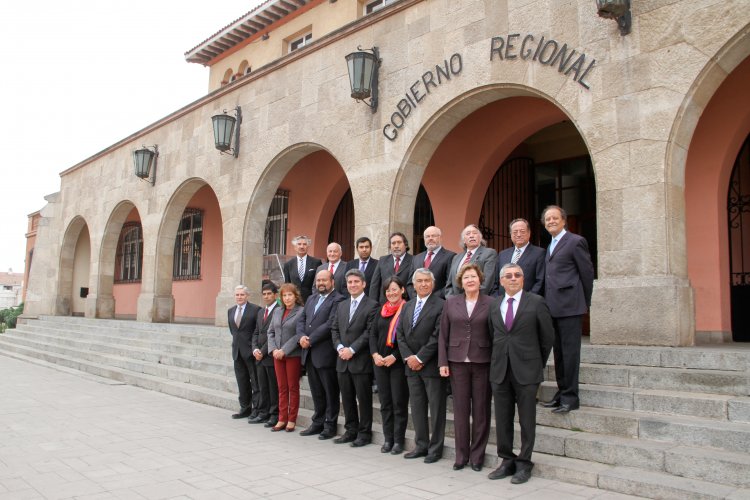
0,355,644,499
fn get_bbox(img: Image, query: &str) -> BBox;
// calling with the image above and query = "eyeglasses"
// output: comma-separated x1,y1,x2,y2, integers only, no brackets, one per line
502,272,523,279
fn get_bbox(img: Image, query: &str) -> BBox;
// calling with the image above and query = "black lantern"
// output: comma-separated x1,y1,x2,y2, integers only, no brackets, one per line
211,106,242,158
596,0,631,36
133,145,158,185
345,47,380,112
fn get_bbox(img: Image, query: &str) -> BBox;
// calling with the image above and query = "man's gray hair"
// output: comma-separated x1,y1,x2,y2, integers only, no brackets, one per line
412,267,435,283
234,285,250,294
499,263,524,276
292,235,312,245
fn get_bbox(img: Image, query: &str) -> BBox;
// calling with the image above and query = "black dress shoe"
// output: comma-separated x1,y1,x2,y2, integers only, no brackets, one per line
488,463,516,480
541,399,560,408
350,438,370,447
299,426,323,436
471,463,482,472
423,455,440,464
510,468,532,484
380,442,393,453
318,430,335,440
333,434,356,444
452,463,465,471
263,419,278,428
231,408,253,419
248,414,269,424
249,410,259,420
403,449,428,459
552,403,578,414
390,443,404,455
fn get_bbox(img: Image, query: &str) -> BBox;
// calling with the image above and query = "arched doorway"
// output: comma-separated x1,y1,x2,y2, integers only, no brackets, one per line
57,217,90,316
728,134,750,341
684,54,750,342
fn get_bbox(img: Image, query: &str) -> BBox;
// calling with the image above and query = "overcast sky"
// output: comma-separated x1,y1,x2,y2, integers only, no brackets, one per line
0,0,262,275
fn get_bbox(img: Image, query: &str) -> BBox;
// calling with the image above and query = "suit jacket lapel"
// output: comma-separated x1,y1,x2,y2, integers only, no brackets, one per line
549,232,570,259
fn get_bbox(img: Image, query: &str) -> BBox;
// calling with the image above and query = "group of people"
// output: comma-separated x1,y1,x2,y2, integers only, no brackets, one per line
227,204,594,484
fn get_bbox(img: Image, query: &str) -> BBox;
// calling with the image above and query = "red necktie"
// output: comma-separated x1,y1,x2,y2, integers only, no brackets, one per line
329,263,334,274
263,307,269,321
394,256,400,273
462,250,473,265
424,251,434,268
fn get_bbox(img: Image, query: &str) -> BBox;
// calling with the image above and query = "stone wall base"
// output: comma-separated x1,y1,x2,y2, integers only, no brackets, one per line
590,276,694,346
136,293,175,323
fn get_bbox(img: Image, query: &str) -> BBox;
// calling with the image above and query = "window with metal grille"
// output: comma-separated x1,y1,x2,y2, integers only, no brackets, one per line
173,208,203,280
264,190,288,256
115,222,143,283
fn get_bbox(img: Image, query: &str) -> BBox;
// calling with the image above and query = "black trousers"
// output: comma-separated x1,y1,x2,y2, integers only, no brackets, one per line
256,361,278,419
373,361,409,445
492,364,539,470
406,374,447,458
233,351,259,411
306,358,340,431
337,370,373,440
552,315,582,407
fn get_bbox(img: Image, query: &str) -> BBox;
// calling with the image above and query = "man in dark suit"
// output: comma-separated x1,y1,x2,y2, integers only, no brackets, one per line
396,268,447,464
345,237,378,296
251,281,280,427
488,263,554,484
228,285,261,419
317,242,347,295
496,218,545,295
297,270,345,439
541,205,595,414
408,226,455,299
445,225,497,296
369,232,414,304
331,269,378,447
283,235,322,303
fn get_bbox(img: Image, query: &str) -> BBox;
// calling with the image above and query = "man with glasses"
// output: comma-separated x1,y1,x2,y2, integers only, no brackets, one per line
496,218,545,295
487,263,553,484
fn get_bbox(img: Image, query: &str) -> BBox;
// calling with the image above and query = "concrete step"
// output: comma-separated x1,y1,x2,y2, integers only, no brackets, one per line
546,362,749,396
580,343,750,372
9,327,234,373
17,319,231,350
539,380,748,421
0,333,237,393
31,315,224,336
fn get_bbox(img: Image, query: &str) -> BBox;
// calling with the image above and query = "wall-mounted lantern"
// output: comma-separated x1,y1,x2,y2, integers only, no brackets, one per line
211,106,242,158
345,46,381,113
133,145,158,185
596,0,631,36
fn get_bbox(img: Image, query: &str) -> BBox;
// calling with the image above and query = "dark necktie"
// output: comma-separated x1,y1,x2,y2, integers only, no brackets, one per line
504,297,515,331
394,256,400,273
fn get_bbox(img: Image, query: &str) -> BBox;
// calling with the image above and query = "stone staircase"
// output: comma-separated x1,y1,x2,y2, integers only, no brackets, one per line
1,315,749,499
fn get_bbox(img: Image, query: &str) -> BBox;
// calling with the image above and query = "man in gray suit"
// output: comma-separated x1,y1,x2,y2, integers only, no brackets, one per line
445,224,497,296
488,263,554,484
408,226,455,299
496,218,545,295
331,269,378,447
540,205,594,414
396,268,447,464
228,285,261,420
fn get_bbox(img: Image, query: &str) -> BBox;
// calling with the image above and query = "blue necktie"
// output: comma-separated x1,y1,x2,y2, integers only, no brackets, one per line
314,294,325,314
412,300,423,327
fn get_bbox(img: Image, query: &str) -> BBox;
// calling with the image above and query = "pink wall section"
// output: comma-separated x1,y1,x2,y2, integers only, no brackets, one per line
422,97,567,249
280,150,349,258
172,185,223,321
685,56,750,333
113,208,142,318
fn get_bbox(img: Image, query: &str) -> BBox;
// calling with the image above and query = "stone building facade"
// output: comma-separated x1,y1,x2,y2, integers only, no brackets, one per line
23,0,750,346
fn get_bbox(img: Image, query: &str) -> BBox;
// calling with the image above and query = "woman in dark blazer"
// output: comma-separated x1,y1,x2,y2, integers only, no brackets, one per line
267,283,304,432
369,276,410,455
438,262,494,471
